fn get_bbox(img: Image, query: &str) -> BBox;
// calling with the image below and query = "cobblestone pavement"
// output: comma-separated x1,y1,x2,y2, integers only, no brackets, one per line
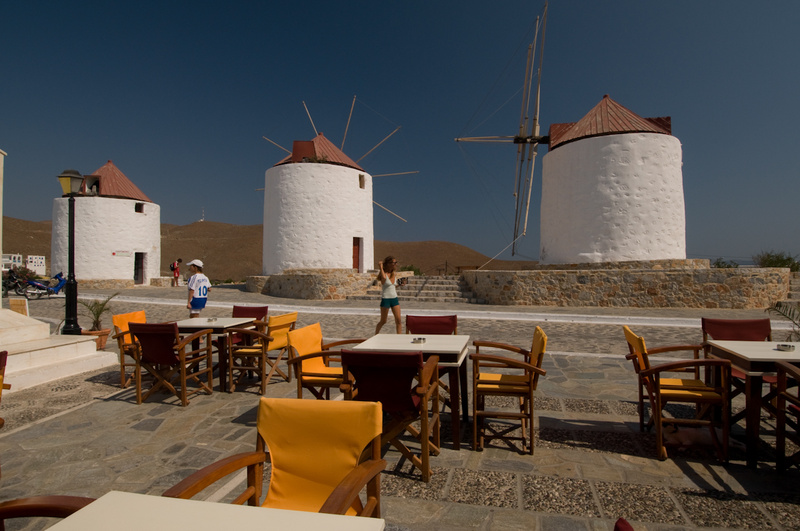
1,286,799,530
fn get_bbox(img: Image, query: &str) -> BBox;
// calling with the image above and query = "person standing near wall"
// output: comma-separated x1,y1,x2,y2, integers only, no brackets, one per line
186,259,210,317
170,258,182,287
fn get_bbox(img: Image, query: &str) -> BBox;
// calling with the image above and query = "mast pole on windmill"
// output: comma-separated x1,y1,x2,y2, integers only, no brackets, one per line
453,1,548,258
514,2,547,255
302,101,319,136
341,95,357,150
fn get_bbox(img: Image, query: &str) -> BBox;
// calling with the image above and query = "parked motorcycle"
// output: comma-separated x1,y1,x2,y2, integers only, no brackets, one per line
2,268,26,297
24,272,67,300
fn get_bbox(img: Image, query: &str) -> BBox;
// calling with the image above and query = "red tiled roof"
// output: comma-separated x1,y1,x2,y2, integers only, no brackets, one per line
548,95,672,150
85,160,152,202
274,133,364,171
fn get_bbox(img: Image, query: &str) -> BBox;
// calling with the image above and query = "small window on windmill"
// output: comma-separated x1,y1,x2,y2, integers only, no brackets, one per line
83,175,100,196
359,174,365,189
135,202,144,213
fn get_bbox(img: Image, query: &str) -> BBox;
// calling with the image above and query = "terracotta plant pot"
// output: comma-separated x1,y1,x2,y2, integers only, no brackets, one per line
82,329,111,350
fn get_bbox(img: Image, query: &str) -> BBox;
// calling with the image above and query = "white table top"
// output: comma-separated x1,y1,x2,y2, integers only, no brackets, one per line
49,491,385,531
707,341,800,362
353,334,470,366
174,317,255,330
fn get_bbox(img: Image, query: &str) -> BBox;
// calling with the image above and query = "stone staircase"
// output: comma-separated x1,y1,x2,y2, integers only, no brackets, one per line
349,275,480,304
0,308,117,391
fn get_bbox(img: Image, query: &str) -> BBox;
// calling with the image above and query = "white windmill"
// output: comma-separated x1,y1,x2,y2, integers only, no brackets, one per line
261,99,413,275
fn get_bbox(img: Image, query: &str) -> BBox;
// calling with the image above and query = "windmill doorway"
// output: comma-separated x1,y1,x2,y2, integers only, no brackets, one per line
353,237,363,272
134,253,145,285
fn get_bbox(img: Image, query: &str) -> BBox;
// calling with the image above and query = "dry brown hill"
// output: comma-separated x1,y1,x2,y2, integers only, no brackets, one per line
3,217,536,280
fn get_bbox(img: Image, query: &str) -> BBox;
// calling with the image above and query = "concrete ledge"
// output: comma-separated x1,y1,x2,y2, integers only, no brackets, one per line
4,334,117,392
0,309,50,345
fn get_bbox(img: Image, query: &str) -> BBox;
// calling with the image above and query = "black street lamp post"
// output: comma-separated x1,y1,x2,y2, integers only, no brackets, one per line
58,170,84,335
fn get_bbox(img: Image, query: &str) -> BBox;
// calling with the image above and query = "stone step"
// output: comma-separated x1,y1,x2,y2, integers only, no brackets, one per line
349,294,477,304
4,335,117,392
0,308,50,345
355,275,479,303
368,288,467,297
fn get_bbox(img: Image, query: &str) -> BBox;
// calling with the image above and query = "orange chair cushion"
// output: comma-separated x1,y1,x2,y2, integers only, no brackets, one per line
112,311,146,335
476,373,530,393
288,323,329,372
257,397,381,514
661,388,722,401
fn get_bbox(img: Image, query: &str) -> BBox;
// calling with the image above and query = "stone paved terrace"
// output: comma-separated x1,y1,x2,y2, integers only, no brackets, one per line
1,285,799,530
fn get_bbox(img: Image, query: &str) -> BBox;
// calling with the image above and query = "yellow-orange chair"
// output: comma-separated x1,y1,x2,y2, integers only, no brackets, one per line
287,323,364,399
262,312,297,382
624,325,731,460
111,310,146,388
163,397,386,517
471,326,547,454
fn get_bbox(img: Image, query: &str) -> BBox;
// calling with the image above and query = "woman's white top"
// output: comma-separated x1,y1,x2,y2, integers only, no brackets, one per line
381,277,397,299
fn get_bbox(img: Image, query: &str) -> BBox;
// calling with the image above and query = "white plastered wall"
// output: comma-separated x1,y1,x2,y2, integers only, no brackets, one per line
540,133,686,264
51,197,161,282
263,163,374,275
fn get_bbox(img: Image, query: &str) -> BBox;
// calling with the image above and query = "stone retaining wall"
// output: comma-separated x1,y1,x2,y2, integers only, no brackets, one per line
247,269,375,300
79,279,135,289
461,267,790,309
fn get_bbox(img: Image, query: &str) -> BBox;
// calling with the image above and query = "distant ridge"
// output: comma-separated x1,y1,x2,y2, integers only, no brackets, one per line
2,217,537,281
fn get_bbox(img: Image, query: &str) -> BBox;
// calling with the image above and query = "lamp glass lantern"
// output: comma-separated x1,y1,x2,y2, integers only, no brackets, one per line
58,169,84,196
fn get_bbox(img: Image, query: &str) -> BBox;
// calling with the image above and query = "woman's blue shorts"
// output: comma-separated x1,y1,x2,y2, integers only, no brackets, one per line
380,297,400,308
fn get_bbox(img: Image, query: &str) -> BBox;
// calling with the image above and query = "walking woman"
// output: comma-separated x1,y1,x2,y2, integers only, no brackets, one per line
375,255,402,334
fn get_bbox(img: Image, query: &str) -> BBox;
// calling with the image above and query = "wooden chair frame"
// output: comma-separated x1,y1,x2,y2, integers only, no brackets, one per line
111,311,146,389
130,323,214,407
471,326,547,454
0,351,9,430
776,360,800,472
701,317,775,423
263,312,297,382
226,328,275,394
287,323,364,399
624,325,731,461
340,350,440,482
406,314,458,407
0,495,95,529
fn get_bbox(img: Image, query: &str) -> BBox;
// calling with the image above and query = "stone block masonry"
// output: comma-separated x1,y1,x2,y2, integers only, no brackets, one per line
461,267,790,309
246,262,790,309
247,269,375,300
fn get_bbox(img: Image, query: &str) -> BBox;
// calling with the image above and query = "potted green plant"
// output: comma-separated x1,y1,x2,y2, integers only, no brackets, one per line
79,292,119,349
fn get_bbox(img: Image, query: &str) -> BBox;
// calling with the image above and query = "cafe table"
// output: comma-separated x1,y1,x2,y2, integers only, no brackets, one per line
352,334,470,450
175,317,256,393
47,491,385,530
706,340,800,468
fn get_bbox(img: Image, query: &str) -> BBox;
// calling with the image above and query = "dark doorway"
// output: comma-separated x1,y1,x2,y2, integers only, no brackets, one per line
134,253,145,285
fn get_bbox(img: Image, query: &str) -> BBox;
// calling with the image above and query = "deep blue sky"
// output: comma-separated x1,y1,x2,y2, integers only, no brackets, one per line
2,1,798,263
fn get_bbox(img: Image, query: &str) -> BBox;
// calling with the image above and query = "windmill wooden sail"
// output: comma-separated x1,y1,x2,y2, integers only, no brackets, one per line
455,2,548,256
